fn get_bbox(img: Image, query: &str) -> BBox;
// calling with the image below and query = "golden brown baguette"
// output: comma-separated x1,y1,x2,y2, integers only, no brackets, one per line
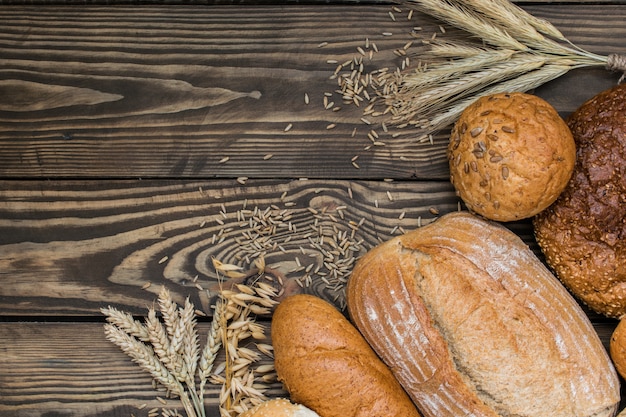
271,294,422,417
347,211,620,417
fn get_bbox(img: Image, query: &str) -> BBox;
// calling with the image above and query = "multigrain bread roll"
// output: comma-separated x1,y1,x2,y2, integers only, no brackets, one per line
448,92,576,221
534,84,626,318
239,399,320,417
610,318,626,380
272,294,421,417
347,211,620,417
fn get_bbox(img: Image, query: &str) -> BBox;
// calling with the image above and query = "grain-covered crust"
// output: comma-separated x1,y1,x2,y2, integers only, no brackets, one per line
534,84,626,318
448,92,575,221
272,294,421,417
347,211,620,417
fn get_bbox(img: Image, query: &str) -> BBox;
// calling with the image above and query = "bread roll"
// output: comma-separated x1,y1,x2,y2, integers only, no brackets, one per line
448,92,575,221
239,399,320,417
610,318,626,380
347,211,620,417
534,84,626,318
272,294,421,417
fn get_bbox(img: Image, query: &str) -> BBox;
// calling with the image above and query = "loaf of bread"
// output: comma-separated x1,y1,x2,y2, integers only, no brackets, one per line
271,294,421,417
534,83,626,318
448,92,576,221
239,399,320,417
347,211,620,417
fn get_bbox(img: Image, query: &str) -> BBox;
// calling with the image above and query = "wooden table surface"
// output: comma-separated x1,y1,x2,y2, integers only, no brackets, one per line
0,1,624,416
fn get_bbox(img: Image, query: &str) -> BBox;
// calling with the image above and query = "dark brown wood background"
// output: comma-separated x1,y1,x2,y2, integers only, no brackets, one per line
0,2,624,416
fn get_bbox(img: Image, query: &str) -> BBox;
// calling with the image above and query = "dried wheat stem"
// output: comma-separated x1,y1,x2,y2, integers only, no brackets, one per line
179,297,199,389
402,0,527,50
103,324,183,396
391,53,546,126
158,287,180,341
101,306,151,342
403,48,516,89
145,307,175,371
427,64,571,130
198,297,225,401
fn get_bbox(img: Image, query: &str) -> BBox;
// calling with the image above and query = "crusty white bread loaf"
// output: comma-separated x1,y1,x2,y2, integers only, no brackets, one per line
347,211,620,417
272,294,422,417
239,399,320,417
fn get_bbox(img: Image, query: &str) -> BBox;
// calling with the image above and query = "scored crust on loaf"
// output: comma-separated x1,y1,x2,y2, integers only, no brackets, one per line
347,211,620,417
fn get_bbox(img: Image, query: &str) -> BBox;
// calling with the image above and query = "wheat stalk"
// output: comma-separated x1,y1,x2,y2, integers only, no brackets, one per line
101,306,151,342
102,256,281,417
198,297,224,400
391,0,625,127
331,0,626,139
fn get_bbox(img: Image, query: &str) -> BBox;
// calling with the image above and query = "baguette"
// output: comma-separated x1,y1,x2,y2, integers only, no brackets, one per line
347,211,620,417
272,294,421,417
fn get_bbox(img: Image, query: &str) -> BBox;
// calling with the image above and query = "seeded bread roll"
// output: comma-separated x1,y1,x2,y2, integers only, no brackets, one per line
239,399,320,417
347,211,620,417
534,84,626,318
272,294,421,417
610,318,626,380
448,92,576,221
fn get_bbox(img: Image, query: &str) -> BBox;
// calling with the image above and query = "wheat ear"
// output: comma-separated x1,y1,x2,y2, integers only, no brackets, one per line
101,306,151,342
103,323,183,396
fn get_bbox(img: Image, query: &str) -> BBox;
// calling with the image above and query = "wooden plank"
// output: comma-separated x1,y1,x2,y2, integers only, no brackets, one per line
0,178,467,316
0,321,284,417
0,318,621,417
0,5,624,179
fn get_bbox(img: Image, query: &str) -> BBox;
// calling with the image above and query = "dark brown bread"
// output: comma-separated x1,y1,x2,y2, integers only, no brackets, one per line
534,84,626,318
347,211,620,417
448,92,576,221
271,294,421,417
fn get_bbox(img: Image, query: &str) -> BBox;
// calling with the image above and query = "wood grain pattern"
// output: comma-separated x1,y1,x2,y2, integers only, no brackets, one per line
0,178,463,315
0,322,284,417
0,319,621,417
1,3,625,416
0,5,624,179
